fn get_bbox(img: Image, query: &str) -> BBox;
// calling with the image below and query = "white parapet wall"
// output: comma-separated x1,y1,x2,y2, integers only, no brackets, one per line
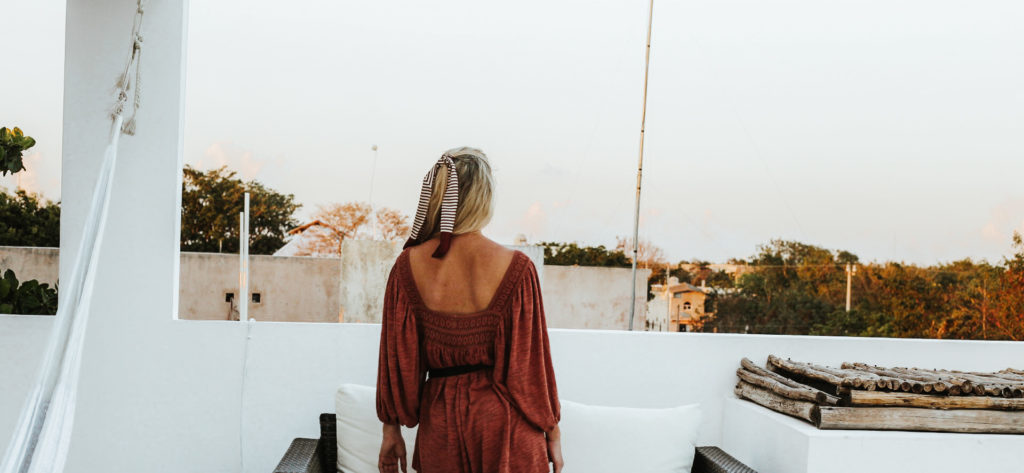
722,399,1024,473
4,315,1024,473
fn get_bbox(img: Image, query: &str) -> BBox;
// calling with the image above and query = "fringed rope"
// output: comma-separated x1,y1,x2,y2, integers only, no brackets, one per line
114,1,145,135
403,153,460,258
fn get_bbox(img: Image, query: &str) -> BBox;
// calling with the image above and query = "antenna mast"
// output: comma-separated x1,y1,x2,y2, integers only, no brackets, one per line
629,0,655,331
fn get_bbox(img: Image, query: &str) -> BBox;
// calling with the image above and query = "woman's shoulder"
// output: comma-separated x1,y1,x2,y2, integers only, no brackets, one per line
499,250,539,294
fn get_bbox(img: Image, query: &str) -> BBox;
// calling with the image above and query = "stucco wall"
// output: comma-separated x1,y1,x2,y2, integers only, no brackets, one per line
179,252,343,322
1,244,641,326
542,265,650,330
0,247,59,286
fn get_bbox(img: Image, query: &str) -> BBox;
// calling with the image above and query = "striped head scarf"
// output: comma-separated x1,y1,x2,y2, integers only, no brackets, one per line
403,153,459,258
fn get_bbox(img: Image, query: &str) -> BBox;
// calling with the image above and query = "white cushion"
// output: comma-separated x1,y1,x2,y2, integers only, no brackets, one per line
335,384,418,473
335,385,700,473
559,399,701,473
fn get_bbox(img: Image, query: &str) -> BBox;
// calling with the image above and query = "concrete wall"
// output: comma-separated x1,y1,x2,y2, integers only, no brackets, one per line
0,247,59,286
179,252,343,322
336,240,402,323
542,265,650,330
4,243,646,326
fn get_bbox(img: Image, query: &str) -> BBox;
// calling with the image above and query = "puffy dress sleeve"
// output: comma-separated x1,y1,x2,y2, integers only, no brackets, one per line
501,257,561,433
375,261,425,427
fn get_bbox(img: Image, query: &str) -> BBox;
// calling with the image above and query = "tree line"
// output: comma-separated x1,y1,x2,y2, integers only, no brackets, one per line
2,162,1022,338
540,237,1024,341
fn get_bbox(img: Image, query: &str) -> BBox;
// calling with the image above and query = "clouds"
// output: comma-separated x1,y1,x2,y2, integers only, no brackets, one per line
981,197,1024,245
0,151,61,201
8,0,1024,266
189,142,271,181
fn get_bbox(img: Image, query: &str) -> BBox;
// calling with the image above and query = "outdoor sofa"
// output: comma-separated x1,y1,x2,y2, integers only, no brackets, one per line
272,413,758,473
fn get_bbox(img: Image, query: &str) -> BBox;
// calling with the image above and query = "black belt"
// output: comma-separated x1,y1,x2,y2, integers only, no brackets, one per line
428,364,492,379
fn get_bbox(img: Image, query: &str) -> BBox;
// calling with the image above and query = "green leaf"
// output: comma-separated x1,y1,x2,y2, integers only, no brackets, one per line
0,304,12,314
0,278,9,298
3,269,17,289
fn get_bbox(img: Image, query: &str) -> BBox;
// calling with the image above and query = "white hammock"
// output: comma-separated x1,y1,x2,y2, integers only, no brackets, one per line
0,2,145,472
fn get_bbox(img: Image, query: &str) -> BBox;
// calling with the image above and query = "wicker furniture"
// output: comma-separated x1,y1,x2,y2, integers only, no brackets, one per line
272,413,758,473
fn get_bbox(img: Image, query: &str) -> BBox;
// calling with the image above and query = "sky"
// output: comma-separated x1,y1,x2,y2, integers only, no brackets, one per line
4,0,1024,265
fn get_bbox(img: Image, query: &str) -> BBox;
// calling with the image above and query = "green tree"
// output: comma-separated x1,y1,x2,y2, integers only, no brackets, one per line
539,242,632,267
180,165,301,254
988,232,1024,340
0,188,61,247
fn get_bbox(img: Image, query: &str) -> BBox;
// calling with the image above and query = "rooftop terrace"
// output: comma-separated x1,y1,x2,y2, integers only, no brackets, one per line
2,1,1023,472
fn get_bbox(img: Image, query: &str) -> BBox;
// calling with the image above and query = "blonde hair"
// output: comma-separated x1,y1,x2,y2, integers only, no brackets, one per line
415,147,495,243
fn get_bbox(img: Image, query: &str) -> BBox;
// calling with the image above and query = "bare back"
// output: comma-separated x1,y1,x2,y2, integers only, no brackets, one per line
406,232,516,315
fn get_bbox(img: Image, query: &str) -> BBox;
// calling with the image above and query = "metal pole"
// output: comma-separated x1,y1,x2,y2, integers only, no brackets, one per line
240,193,250,321
629,0,656,331
368,145,378,238
845,263,855,312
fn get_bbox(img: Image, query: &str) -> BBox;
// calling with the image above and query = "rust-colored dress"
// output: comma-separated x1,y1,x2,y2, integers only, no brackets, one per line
376,249,561,473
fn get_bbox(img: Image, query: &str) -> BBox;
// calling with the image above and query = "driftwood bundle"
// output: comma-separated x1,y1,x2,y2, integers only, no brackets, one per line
734,356,1024,434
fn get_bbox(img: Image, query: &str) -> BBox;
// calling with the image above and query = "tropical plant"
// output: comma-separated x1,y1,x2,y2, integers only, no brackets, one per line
0,127,37,175
0,269,58,315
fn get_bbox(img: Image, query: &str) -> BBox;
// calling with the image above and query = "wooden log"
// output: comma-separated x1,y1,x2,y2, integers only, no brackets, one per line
999,368,1024,377
848,390,1024,411
740,358,841,405
898,367,1022,398
952,369,1024,385
736,368,838,406
948,370,1024,397
891,367,974,395
767,356,843,395
767,355,845,394
734,380,818,424
816,406,1024,434
843,362,954,394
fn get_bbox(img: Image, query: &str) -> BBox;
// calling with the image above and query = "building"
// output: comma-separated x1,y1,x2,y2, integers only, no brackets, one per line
650,277,729,332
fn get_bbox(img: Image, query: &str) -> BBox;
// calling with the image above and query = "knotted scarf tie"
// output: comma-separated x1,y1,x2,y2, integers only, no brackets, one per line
403,153,459,258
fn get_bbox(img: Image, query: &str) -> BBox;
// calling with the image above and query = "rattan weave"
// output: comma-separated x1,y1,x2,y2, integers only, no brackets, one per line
694,446,759,473
273,438,323,473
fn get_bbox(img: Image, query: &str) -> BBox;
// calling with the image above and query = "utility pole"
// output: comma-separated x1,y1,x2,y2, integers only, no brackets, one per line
845,263,857,312
628,0,656,331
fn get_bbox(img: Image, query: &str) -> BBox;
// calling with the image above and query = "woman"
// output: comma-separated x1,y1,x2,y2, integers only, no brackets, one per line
375,147,564,473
